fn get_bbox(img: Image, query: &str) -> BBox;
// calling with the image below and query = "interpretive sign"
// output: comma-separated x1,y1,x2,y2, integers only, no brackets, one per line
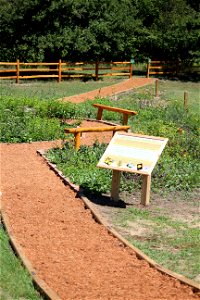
97,132,168,205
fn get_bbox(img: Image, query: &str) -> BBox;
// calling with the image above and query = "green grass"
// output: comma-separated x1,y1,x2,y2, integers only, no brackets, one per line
115,79,200,112
114,207,200,280
0,226,42,300
158,80,200,110
0,77,124,101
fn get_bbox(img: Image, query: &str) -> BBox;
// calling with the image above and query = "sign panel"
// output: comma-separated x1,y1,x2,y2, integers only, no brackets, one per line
97,132,168,175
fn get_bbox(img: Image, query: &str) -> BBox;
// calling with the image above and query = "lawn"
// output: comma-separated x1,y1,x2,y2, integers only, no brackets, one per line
0,225,42,300
0,77,124,100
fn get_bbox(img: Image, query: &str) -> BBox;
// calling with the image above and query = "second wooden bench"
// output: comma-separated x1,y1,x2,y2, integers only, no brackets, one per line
93,103,137,125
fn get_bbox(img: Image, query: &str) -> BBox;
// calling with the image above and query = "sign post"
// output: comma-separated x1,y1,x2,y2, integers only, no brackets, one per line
111,170,121,201
97,132,168,205
141,174,151,206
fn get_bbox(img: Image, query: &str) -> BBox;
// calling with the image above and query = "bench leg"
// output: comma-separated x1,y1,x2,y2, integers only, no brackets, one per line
122,114,129,125
74,132,81,150
96,108,103,120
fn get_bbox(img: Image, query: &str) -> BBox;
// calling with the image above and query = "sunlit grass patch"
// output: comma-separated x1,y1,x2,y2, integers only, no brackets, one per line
0,226,42,300
114,207,200,280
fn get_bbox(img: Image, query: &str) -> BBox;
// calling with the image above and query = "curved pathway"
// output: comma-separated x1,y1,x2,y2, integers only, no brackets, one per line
1,79,200,300
59,77,155,103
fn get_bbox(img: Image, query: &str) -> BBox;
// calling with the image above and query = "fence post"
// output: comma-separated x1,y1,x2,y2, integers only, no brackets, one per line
16,59,20,83
130,58,135,78
146,61,150,78
95,61,99,81
129,62,133,78
184,91,188,111
58,59,62,83
155,79,159,97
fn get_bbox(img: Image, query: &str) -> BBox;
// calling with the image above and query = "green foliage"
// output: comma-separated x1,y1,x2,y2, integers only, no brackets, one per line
46,80,200,194
0,98,66,142
1,79,199,192
0,78,130,143
135,0,200,61
47,142,112,193
47,141,140,194
46,98,200,193
0,0,139,61
0,0,199,61
123,99,200,192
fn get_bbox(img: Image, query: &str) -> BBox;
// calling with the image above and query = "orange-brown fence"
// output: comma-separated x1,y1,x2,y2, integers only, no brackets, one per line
0,60,133,83
146,60,200,77
146,60,179,78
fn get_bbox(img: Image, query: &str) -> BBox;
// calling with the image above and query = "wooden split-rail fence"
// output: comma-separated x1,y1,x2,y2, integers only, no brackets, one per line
147,60,200,77
146,60,180,77
0,60,133,83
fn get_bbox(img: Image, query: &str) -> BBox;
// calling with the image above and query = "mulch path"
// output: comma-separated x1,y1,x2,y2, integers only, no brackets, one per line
1,79,200,300
60,77,155,103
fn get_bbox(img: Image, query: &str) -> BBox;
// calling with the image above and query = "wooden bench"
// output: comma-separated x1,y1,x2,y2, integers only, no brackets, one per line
65,125,130,150
93,103,137,125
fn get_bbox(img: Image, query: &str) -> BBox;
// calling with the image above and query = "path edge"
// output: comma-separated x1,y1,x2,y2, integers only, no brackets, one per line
36,149,200,293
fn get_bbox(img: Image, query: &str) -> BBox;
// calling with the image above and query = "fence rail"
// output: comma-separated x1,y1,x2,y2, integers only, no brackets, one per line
0,60,132,83
146,60,179,77
147,60,200,77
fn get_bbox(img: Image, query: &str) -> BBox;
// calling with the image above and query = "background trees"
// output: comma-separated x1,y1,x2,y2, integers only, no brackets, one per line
135,0,200,61
0,0,199,62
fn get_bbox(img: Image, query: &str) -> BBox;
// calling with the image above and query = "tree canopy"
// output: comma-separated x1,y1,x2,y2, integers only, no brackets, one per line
0,0,199,62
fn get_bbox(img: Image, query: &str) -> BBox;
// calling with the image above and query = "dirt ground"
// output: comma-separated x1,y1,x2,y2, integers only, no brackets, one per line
1,79,200,299
92,188,200,228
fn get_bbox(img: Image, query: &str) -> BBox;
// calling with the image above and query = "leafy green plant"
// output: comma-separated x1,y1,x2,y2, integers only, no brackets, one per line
47,141,142,195
0,100,65,142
